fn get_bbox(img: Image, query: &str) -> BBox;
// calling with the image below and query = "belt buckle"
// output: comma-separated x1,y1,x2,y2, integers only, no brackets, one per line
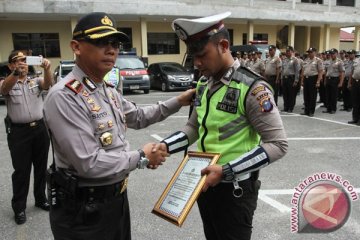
120,177,128,194
29,122,37,127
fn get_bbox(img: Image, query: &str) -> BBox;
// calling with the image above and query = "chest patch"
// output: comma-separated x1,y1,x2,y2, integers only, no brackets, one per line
216,87,240,114
194,85,206,107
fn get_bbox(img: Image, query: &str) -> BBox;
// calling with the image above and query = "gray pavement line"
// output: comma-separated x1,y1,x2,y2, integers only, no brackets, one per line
151,134,164,141
295,114,356,126
288,137,360,140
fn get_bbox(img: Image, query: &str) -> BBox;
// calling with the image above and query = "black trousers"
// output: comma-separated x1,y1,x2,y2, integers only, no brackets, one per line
50,189,131,240
303,75,318,115
351,79,360,122
342,77,352,110
319,77,326,104
7,120,49,213
325,77,340,112
266,75,279,105
197,179,261,240
282,75,297,111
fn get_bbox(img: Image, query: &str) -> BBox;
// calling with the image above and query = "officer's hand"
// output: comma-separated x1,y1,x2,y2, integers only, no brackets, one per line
143,143,167,167
201,165,223,192
176,88,196,106
40,57,51,71
151,143,169,155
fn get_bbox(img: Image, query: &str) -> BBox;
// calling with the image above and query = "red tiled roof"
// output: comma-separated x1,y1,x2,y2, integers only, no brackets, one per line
340,30,354,42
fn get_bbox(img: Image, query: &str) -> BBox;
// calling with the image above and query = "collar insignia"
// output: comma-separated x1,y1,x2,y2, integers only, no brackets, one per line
83,77,97,92
65,79,83,94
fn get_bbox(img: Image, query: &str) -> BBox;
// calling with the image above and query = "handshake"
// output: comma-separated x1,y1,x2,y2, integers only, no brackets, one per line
142,142,169,169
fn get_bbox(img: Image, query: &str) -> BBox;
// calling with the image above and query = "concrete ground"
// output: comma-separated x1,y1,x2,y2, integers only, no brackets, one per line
0,89,359,240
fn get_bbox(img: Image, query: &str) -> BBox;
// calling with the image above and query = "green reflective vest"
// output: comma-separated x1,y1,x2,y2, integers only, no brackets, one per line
104,68,120,88
196,69,261,165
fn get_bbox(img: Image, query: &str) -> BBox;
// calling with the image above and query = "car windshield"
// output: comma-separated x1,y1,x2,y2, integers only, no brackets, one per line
61,66,74,77
160,63,186,73
116,57,145,70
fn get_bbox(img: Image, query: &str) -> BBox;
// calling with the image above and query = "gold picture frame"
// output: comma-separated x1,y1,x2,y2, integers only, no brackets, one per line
152,151,220,227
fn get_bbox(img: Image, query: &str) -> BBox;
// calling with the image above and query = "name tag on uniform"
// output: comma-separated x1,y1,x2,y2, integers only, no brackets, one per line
216,87,240,114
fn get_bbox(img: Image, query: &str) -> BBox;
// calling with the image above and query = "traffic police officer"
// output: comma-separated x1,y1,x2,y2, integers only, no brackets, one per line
157,12,288,240
281,46,300,113
323,48,344,114
349,50,360,125
0,50,52,224
43,12,194,240
264,45,282,105
341,50,354,111
300,47,323,117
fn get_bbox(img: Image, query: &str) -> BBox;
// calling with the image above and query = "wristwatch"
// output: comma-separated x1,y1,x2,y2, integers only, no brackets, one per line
137,149,149,169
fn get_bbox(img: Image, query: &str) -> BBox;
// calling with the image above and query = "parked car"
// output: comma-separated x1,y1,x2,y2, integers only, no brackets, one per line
53,60,75,83
148,62,193,92
115,53,150,94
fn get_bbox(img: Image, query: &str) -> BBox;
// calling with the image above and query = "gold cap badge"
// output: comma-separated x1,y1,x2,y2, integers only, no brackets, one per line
101,16,113,26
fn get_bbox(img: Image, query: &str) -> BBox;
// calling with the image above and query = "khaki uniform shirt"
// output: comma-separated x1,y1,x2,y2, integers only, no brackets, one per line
183,60,287,163
326,59,344,77
265,56,282,76
343,59,353,78
43,65,182,186
282,56,300,81
249,58,265,75
302,57,323,77
352,58,360,80
0,76,44,123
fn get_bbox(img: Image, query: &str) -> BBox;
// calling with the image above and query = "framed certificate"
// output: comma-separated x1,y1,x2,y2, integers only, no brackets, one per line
152,151,220,227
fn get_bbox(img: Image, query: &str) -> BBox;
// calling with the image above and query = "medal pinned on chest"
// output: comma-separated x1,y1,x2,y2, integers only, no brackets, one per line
100,132,113,146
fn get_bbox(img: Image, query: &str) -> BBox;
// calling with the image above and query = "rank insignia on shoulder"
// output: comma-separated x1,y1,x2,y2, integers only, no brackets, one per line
100,132,113,146
65,79,83,94
83,77,97,92
259,97,273,112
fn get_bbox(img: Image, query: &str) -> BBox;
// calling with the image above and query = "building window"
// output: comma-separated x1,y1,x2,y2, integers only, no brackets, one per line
147,33,179,55
12,33,60,58
301,0,323,3
118,27,133,51
336,0,355,6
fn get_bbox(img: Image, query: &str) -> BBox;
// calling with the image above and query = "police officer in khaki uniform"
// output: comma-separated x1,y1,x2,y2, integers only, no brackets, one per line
43,12,194,240
349,51,360,125
0,50,52,224
281,46,300,113
301,47,323,117
323,48,344,114
249,51,265,76
341,50,355,112
264,45,282,105
156,12,287,240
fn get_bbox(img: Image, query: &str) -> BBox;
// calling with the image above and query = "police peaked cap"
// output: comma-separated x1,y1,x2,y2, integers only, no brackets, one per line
306,47,317,52
172,12,231,43
9,51,26,63
73,12,129,42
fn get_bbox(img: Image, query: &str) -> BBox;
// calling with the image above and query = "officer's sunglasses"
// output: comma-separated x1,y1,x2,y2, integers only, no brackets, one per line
79,38,122,49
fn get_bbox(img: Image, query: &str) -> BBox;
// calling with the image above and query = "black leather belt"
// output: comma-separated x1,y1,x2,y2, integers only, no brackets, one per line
77,178,128,201
304,75,317,79
326,76,339,80
11,118,43,128
354,79,360,82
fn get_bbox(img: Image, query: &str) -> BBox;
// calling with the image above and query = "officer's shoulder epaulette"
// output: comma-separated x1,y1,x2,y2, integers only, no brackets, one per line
65,79,83,94
233,66,263,83
104,81,115,88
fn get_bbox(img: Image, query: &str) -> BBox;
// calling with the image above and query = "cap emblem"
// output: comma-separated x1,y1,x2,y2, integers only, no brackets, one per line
101,16,113,27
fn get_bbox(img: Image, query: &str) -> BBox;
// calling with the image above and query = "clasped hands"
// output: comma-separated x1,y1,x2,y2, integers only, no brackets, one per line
142,142,223,192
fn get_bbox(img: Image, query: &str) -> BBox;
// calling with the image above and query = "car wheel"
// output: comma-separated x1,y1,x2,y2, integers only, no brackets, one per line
161,82,168,92
144,89,150,94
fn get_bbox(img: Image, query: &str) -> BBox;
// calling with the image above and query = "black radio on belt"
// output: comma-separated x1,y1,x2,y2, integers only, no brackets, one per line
46,166,58,207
